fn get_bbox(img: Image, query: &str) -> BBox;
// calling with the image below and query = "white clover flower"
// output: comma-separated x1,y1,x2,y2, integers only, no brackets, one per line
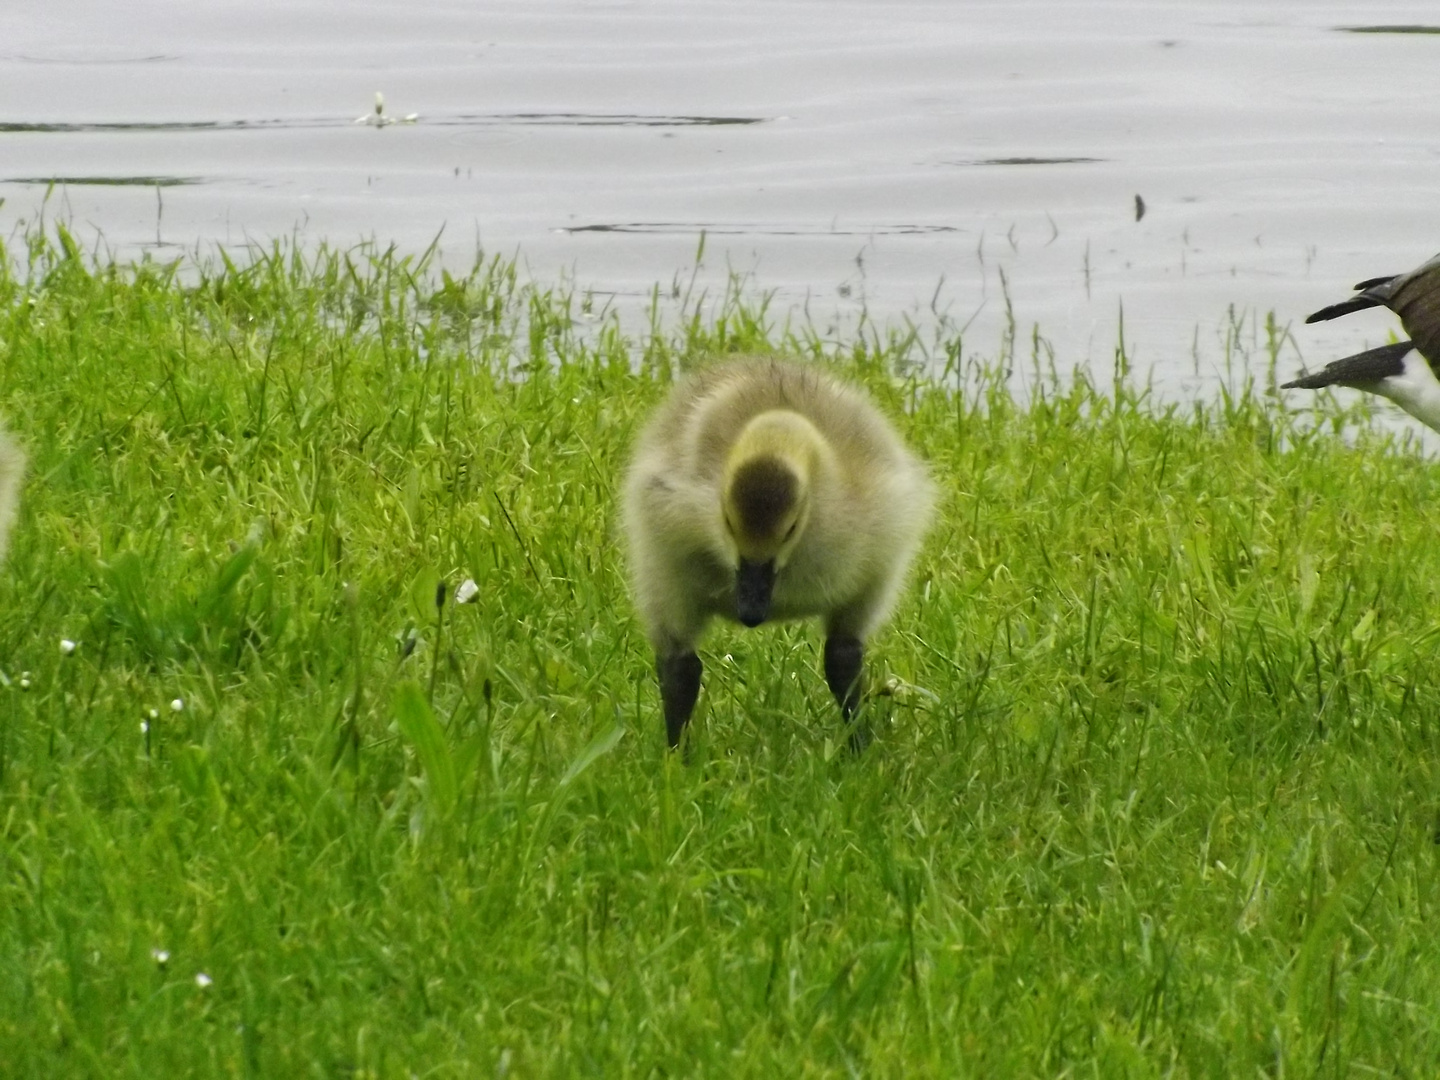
151,948,169,966
170,698,184,712
59,639,76,655
19,672,31,691
149,708,159,720
455,577,480,605
194,972,212,988
140,721,149,735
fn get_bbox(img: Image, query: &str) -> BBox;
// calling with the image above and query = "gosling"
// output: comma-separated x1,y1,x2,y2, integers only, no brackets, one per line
1283,253,1440,431
621,357,935,749
0,423,23,563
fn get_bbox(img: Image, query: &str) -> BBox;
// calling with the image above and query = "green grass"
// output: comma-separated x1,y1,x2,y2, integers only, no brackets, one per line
1,226,1439,1077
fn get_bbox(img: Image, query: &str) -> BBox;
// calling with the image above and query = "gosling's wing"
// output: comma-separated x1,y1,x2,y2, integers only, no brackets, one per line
1281,340,1416,390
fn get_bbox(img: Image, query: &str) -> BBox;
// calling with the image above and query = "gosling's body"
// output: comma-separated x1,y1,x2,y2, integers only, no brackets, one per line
622,357,934,748
1285,253,1440,431
0,424,24,563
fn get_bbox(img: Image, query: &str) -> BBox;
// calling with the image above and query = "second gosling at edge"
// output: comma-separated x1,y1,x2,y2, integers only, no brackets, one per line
0,423,24,564
621,357,936,749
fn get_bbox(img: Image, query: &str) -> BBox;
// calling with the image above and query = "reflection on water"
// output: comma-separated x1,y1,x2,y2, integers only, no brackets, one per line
946,158,1105,167
1,0,1438,417
3,175,200,186
1339,25,1440,33
6,53,180,65
563,223,959,237
0,113,768,134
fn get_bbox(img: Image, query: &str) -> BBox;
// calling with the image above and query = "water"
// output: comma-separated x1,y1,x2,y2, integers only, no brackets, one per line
3,0,1438,404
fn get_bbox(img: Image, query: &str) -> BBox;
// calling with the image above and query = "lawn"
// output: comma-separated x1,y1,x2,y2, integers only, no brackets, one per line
1,228,1437,1077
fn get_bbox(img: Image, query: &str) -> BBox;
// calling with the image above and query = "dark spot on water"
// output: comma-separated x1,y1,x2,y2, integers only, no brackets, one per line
0,112,769,136
947,157,1104,167
453,112,767,127
0,120,279,134
564,222,957,236
1135,194,1146,222
1338,25,1440,34
4,175,202,187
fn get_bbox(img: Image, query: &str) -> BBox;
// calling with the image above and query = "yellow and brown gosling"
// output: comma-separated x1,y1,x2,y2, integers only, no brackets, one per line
621,357,934,749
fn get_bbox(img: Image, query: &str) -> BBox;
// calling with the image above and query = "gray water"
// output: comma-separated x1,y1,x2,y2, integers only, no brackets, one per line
3,0,1438,407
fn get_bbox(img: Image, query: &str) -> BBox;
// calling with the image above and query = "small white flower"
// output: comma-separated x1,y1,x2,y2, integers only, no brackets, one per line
140,721,149,734
19,673,31,691
455,577,480,604
194,972,212,988
170,698,184,712
59,639,76,655
149,708,159,720
356,90,392,126
151,948,169,965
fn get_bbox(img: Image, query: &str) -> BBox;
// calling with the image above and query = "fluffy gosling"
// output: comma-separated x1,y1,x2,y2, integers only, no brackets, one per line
621,357,935,749
0,423,25,563
1283,253,1440,431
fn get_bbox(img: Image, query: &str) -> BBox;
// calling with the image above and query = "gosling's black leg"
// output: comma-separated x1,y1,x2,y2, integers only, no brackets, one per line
658,651,702,750
823,635,868,751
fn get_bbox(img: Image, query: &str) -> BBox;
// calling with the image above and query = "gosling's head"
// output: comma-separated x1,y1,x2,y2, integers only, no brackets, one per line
721,410,823,627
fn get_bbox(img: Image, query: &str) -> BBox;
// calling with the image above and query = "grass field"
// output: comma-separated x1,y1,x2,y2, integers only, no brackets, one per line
1,228,1439,1077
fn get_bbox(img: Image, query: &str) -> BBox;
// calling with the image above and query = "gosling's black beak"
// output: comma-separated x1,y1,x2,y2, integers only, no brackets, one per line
735,559,776,627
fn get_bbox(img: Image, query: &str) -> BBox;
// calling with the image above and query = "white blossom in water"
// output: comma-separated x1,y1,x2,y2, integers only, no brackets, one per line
170,698,184,712
455,577,480,605
59,639,76,655
357,91,390,126
194,972,212,988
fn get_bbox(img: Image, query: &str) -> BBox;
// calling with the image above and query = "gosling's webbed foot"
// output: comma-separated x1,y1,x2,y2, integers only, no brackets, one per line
658,651,702,750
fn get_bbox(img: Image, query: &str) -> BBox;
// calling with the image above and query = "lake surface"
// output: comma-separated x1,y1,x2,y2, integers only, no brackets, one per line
3,0,1438,407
